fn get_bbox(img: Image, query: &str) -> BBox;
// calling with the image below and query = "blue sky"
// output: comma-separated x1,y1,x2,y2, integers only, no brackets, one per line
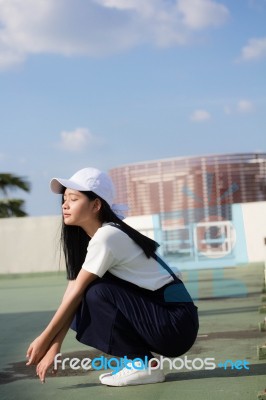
0,0,265,216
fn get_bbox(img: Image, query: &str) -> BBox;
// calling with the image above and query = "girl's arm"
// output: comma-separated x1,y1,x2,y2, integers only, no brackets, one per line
26,269,98,366
62,279,76,301
35,280,78,382
35,314,73,383
34,279,79,383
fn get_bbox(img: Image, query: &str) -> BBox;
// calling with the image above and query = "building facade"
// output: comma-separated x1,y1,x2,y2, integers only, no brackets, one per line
109,153,266,266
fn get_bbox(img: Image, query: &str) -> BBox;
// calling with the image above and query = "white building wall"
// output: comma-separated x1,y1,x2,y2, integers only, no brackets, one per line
125,215,155,240
241,201,266,262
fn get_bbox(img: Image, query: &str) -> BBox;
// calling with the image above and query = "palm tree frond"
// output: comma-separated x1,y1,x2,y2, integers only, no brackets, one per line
0,199,27,218
0,173,31,195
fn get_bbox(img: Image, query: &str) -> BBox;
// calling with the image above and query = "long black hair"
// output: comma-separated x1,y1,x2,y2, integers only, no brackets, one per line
61,191,160,280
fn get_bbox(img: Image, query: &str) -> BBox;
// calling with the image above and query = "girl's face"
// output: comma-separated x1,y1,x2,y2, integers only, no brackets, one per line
62,188,101,234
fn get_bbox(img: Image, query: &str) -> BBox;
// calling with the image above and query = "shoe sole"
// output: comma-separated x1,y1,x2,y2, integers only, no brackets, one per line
101,374,165,387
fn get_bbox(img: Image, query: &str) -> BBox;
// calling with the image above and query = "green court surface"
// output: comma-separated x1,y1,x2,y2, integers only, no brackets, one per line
0,263,266,400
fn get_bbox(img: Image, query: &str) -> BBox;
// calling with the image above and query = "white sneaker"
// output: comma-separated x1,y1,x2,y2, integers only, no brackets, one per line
99,371,113,380
99,361,165,387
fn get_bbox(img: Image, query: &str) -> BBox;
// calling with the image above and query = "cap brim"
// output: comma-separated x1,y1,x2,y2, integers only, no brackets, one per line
50,178,87,194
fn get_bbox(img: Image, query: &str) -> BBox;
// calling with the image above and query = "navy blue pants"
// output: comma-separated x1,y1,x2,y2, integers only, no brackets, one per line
71,272,199,360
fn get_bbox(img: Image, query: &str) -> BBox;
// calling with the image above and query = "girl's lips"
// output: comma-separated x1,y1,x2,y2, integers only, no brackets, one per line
63,214,71,218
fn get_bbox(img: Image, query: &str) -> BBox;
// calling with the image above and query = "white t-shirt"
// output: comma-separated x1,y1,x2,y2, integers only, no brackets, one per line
82,223,181,291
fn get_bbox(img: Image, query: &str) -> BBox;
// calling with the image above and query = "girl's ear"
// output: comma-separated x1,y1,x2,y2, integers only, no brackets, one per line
93,198,102,213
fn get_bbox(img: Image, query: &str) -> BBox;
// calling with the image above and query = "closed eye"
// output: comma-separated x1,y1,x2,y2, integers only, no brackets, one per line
63,197,78,202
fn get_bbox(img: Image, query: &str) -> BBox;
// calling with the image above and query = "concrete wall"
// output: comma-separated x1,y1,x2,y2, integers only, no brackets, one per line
0,216,64,274
1,201,266,274
0,215,154,274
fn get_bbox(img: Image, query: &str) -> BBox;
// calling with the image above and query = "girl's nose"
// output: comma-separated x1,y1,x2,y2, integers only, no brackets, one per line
62,200,69,210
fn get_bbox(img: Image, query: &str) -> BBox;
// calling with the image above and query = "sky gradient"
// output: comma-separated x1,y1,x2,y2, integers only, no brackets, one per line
0,0,265,216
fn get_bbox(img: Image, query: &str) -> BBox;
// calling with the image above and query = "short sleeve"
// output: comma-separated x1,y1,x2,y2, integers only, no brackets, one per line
82,234,115,277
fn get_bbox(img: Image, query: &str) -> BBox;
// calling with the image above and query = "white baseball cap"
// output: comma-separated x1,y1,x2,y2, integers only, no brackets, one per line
50,167,128,219
50,167,115,205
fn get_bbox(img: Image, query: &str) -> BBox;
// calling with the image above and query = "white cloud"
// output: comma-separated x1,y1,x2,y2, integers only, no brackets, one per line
99,0,229,29
58,127,102,152
223,99,255,115
237,99,254,113
0,0,230,69
239,37,266,61
190,109,211,122
177,0,229,30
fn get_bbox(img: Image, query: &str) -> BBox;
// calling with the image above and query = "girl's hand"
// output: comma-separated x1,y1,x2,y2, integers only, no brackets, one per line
36,345,60,383
26,334,50,366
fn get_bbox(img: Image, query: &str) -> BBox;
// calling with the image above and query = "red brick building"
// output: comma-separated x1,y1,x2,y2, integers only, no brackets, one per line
110,153,266,220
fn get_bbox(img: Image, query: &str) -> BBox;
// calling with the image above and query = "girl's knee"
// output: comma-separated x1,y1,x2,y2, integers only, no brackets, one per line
85,281,113,304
